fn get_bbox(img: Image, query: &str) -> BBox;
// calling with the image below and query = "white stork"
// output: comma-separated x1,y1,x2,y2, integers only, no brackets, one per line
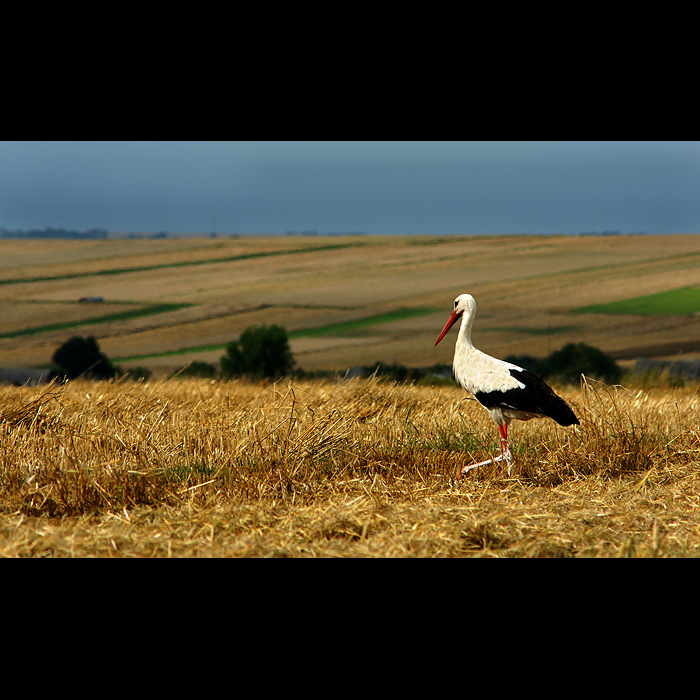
434,293,579,477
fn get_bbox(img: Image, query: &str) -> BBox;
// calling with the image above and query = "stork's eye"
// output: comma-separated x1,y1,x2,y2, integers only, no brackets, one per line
454,301,458,309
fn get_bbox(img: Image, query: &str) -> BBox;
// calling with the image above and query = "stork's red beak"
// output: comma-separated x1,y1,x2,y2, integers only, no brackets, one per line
434,310,461,346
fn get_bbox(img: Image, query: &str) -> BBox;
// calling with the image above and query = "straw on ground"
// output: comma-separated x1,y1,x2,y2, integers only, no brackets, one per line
1,376,698,557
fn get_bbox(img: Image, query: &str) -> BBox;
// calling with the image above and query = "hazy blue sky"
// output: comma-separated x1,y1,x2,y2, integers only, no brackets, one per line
0,141,698,235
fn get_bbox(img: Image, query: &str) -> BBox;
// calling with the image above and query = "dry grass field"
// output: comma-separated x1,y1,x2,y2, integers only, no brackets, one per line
1,375,698,557
2,233,700,376
2,234,700,557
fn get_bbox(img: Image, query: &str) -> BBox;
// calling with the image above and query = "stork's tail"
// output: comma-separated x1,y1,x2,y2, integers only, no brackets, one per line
551,395,579,426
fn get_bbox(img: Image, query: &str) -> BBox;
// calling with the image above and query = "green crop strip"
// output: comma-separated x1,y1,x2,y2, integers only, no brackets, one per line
0,303,191,339
577,287,700,315
288,308,436,338
484,325,581,336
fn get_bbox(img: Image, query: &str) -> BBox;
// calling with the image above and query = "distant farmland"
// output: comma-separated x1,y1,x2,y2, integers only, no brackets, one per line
2,234,700,376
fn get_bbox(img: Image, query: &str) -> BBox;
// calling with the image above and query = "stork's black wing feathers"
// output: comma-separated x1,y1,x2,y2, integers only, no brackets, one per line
474,368,579,426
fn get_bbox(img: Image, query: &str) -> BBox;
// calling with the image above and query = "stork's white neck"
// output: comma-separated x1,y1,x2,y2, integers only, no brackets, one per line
457,309,475,351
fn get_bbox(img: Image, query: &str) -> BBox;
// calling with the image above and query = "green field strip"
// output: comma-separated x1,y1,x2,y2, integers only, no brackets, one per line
288,308,436,338
484,324,581,336
0,242,363,286
0,303,192,339
115,307,437,362
577,287,700,315
117,343,228,363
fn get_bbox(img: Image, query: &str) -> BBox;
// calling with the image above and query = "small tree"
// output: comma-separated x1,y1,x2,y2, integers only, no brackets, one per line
52,335,116,380
221,324,295,380
545,342,622,384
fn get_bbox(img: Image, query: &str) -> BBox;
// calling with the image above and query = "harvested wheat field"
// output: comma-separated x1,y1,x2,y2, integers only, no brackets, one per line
1,375,699,557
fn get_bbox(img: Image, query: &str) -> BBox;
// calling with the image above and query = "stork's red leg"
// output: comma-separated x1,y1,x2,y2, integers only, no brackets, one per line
457,422,514,478
497,422,513,475
498,423,509,454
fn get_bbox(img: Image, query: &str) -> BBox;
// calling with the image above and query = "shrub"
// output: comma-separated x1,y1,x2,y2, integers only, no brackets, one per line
172,361,218,379
363,361,425,383
118,365,152,381
52,335,116,380
220,324,295,380
505,342,622,385
546,342,622,384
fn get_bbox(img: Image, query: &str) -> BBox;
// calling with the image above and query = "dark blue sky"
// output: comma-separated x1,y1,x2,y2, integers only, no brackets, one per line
1,141,698,235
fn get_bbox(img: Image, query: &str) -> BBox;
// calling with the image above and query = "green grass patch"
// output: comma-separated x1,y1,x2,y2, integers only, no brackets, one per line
0,303,191,339
577,287,700,315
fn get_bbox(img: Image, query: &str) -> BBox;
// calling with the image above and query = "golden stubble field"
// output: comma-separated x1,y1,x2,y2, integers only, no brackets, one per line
1,376,699,557
1,233,700,375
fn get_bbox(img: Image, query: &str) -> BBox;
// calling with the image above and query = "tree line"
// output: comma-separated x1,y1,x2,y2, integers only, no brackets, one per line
48,325,623,386
1,227,108,239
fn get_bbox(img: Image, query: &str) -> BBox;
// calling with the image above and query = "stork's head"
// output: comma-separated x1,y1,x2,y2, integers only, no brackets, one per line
434,294,476,346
